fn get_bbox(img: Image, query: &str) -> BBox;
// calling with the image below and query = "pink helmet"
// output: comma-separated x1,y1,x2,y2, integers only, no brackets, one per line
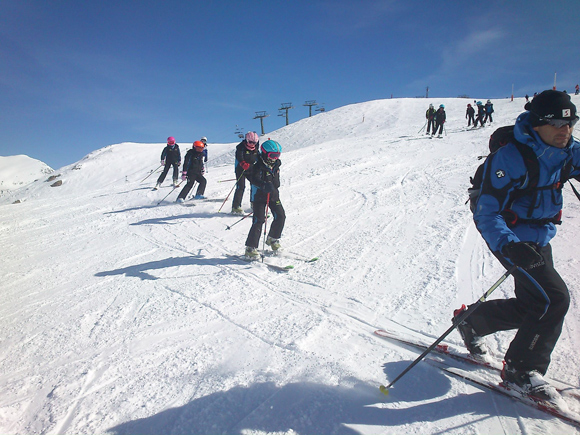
245,131,259,150
167,136,176,145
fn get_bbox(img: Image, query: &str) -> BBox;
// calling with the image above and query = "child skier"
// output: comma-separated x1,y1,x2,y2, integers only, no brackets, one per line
244,140,285,259
176,141,207,202
154,137,181,190
466,104,475,127
232,131,259,214
484,100,494,124
433,105,446,138
473,101,486,128
425,104,436,135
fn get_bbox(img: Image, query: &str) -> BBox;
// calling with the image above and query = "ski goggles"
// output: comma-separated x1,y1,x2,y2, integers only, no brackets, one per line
538,116,578,128
264,151,280,160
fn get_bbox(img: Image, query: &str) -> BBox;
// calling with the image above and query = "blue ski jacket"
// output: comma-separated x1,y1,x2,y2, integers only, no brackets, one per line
473,112,580,253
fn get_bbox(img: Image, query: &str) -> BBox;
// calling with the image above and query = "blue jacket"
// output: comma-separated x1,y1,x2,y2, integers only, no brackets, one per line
473,112,580,253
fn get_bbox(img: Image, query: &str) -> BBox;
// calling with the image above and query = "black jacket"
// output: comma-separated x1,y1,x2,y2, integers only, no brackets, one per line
161,144,181,164
235,140,258,168
250,157,281,203
435,109,446,123
183,149,205,176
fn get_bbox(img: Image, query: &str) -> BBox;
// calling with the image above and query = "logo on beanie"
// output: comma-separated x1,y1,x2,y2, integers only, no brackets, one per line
563,109,571,118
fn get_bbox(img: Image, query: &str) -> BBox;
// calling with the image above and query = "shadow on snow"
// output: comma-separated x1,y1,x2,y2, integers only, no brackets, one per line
107,363,529,434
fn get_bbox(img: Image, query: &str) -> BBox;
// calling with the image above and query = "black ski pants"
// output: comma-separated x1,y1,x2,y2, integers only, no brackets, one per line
473,115,485,128
484,113,493,123
426,118,436,134
177,174,206,200
466,244,569,374
157,162,179,184
245,197,285,248
467,114,475,126
232,166,250,209
433,122,444,135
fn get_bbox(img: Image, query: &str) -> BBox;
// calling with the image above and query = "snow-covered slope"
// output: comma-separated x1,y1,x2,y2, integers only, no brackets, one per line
1,96,580,435
0,155,53,196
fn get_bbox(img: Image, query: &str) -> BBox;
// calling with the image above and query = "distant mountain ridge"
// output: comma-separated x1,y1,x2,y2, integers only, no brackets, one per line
0,155,53,194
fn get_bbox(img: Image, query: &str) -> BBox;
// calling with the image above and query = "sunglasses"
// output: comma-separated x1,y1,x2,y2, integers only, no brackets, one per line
247,140,257,145
265,152,280,160
539,116,578,128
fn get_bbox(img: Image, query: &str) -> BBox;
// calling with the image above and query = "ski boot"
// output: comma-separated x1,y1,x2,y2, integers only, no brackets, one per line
173,179,179,187
176,198,184,203
194,194,206,200
266,236,281,252
153,183,160,191
453,305,489,361
244,246,259,260
501,362,565,407
231,207,244,215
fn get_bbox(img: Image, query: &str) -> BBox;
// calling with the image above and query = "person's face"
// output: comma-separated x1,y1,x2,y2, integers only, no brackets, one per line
533,123,574,148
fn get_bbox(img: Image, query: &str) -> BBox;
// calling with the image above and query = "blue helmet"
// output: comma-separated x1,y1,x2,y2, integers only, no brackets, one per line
260,140,282,160
439,104,445,108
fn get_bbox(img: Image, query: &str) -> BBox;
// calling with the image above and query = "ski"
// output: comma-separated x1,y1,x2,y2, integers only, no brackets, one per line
426,360,580,428
225,254,293,272
267,250,319,263
374,329,501,371
374,329,580,399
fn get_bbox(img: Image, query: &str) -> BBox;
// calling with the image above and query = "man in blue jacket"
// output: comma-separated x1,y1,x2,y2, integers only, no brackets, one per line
454,90,580,403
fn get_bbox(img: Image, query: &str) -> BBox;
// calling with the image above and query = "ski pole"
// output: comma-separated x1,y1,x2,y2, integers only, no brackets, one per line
218,178,237,183
140,165,163,183
217,169,246,213
379,265,517,395
156,180,183,206
225,212,253,230
185,182,197,201
261,193,270,262
418,120,427,134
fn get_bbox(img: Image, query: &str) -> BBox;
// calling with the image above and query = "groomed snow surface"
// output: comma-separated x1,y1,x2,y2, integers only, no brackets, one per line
1,96,580,435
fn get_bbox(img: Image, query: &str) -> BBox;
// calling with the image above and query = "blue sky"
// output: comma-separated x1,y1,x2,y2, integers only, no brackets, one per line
1,0,579,169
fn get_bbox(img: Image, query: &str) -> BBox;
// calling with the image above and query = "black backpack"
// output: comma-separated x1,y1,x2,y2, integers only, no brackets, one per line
467,125,579,225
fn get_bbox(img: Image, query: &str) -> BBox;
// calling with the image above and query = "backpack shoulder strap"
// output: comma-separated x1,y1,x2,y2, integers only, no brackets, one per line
512,141,539,189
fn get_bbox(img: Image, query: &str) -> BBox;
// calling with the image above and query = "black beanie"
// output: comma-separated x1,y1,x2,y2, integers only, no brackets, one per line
529,90,577,125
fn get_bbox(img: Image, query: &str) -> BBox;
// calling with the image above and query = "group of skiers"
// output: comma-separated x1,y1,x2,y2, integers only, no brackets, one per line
426,100,495,136
153,133,286,258
149,91,580,408
153,136,208,200
424,104,446,137
465,100,494,127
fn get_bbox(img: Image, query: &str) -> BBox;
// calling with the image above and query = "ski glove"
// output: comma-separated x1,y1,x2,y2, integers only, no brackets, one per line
502,241,544,269
240,161,250,171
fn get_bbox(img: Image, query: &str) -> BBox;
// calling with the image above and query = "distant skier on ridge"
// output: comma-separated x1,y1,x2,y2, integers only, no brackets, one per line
425,104,436,135
432,104,446,138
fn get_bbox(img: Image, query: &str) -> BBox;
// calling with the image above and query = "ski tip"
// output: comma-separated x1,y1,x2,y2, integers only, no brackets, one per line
284,265,294,270
307,257,319,262
379,385,390,396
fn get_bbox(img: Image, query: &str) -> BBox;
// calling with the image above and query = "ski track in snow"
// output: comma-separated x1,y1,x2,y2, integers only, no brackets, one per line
1,96,580,434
